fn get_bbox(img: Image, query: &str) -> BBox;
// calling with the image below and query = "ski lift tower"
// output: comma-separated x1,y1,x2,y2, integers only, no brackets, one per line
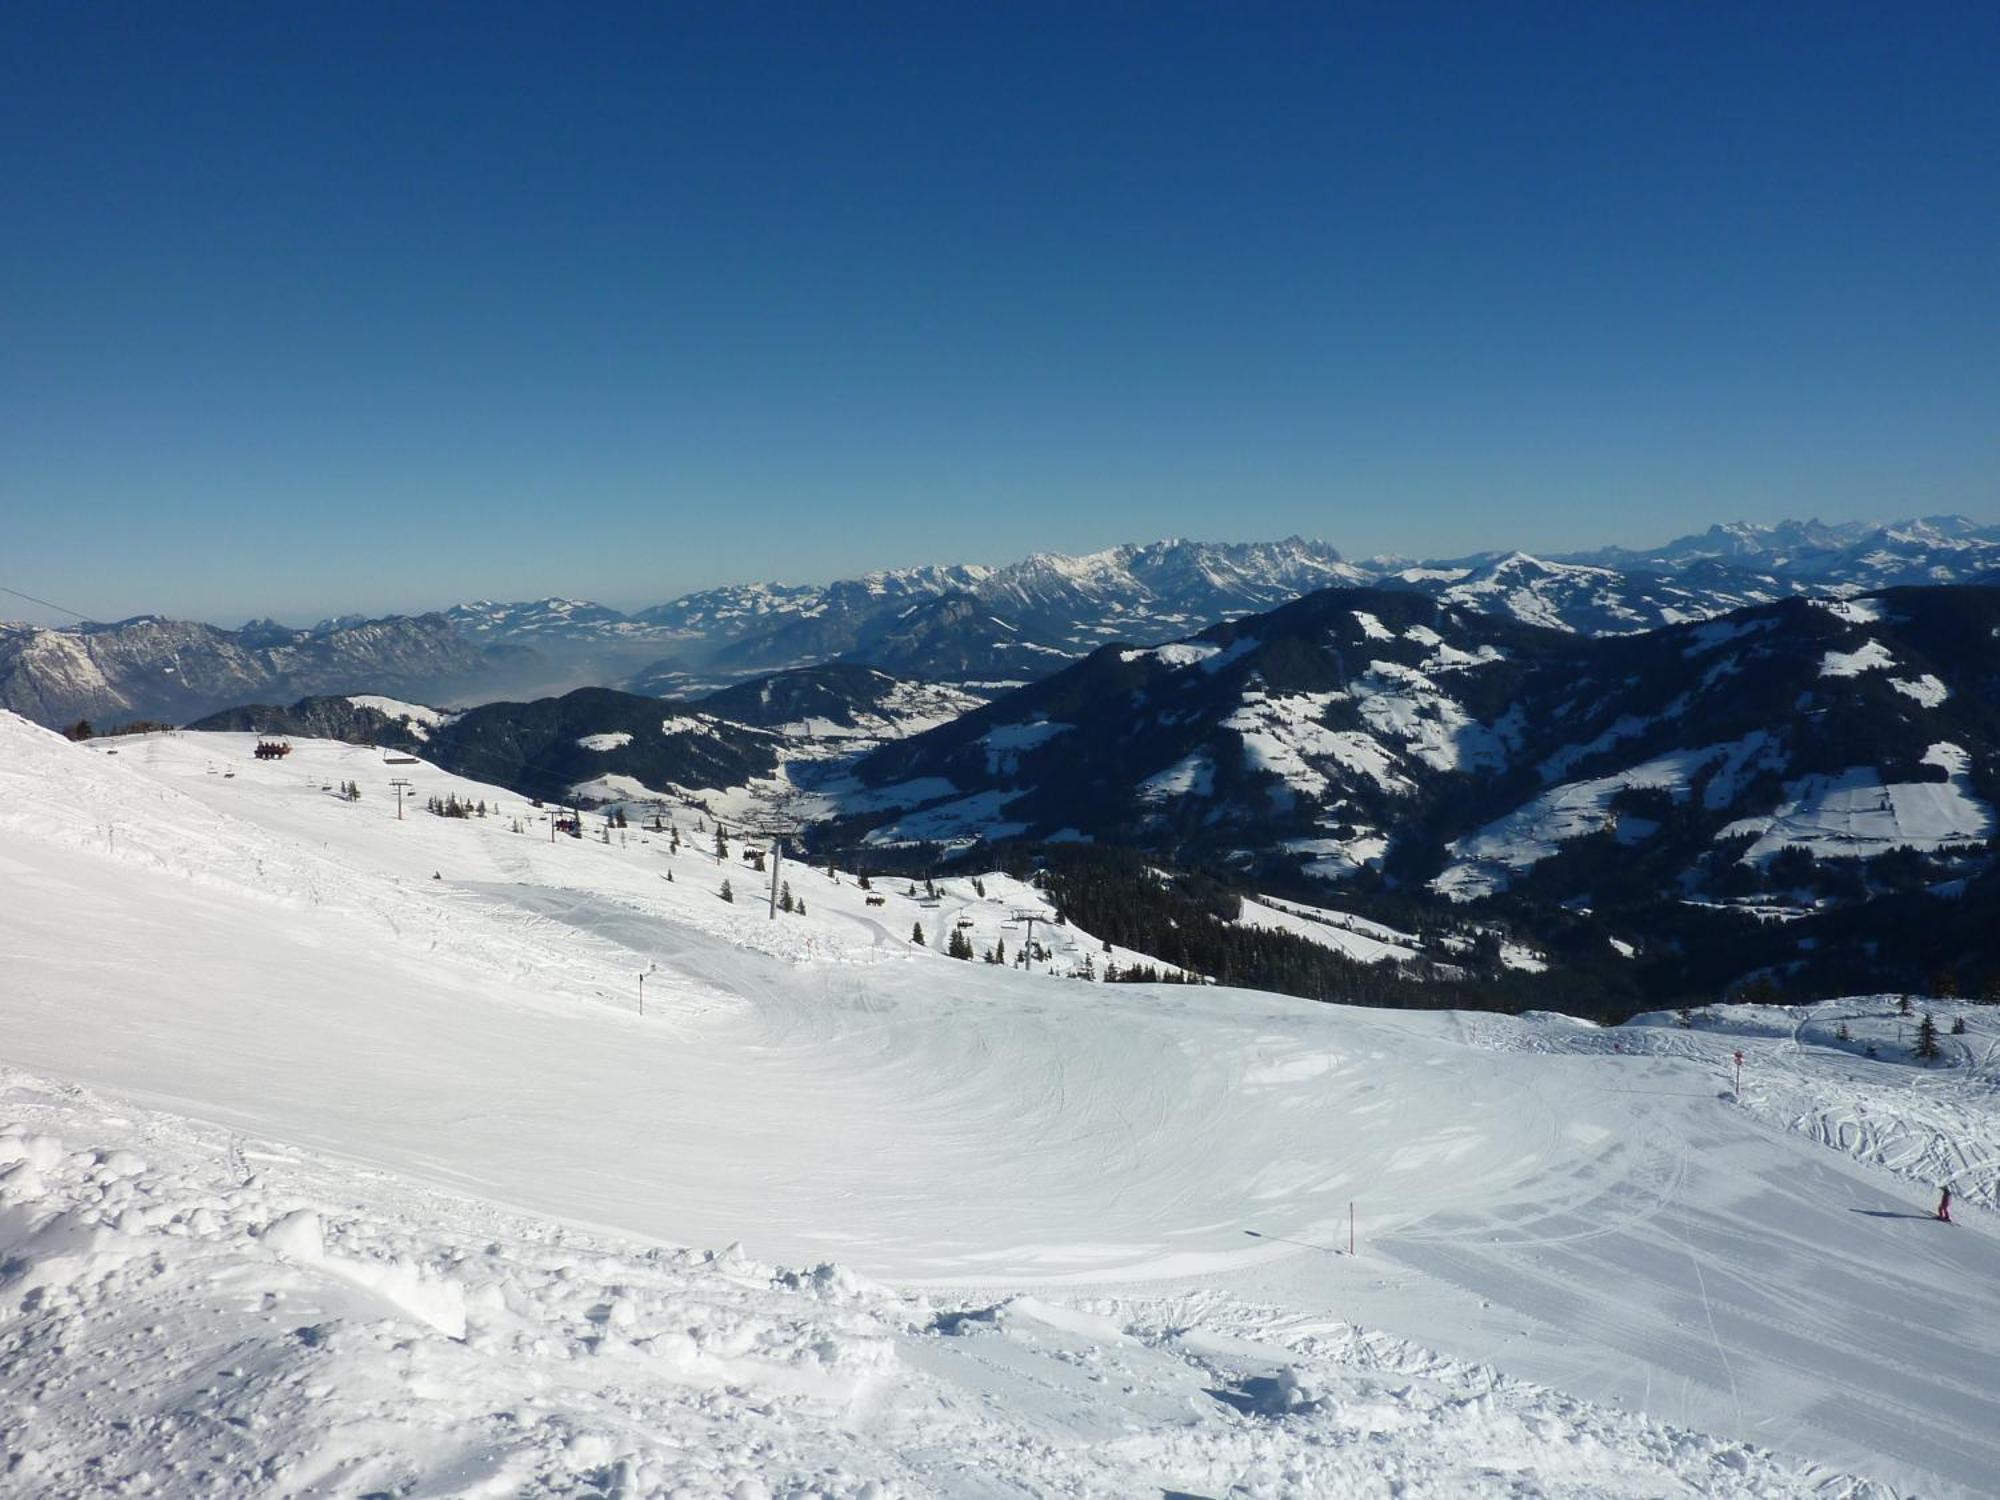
740,814,805,919
1010,908,1041,968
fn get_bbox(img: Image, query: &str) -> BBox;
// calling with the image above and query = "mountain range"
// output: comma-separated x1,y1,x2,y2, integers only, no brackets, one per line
0,612,530,731
6,515,1995,730
459,516,2000,687
821,583,1998,1003
185,578,2000,1007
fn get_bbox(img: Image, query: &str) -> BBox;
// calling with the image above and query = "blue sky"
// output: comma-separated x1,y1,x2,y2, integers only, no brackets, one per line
3,2,1995,624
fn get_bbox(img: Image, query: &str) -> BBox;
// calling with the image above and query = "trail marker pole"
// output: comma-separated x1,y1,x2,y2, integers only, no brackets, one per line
1733,1049,1744,1096
389,778,412,821
768,833,783,919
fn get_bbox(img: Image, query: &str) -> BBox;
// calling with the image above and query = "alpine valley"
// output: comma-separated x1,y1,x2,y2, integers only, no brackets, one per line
27,515,1967,1018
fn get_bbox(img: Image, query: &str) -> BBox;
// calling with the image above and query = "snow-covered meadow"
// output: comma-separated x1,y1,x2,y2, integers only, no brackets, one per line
3,715,1997,1496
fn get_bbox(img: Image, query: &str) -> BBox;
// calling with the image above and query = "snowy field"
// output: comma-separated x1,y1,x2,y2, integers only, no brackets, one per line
3,716,1998,1497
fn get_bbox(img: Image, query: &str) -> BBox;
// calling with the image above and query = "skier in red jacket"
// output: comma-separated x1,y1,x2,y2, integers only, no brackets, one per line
1936,1185,1952,1223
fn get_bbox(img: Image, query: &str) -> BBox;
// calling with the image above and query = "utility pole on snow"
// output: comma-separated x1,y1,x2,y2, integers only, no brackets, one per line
389,778,413,821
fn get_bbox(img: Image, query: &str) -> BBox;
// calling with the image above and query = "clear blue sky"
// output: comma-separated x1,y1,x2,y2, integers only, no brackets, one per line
3,2,1995,624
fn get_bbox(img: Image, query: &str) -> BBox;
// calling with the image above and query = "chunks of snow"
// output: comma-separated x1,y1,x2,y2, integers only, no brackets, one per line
261,1205,324,1259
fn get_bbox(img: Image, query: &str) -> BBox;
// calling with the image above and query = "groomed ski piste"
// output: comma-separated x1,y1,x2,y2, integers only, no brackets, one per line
2,714,1997,1498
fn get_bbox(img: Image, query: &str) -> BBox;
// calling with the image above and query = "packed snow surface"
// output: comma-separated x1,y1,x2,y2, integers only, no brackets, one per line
3,714,1999,1496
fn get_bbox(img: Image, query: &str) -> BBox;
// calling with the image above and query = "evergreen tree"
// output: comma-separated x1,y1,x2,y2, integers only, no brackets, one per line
720,878,734,903
911,921,926,947
1915,1012,1941,1061
948,925,974,960
779,881,794,914
1950,1015,1967,1035
62,719,94,741
715,825,729,859
1898,994,1914,1016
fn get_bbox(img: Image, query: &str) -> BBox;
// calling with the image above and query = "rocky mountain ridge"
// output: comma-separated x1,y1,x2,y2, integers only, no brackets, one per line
9,518,1994,729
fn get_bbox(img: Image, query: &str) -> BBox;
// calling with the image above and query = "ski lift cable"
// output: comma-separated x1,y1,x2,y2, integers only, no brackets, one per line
0,583,96,621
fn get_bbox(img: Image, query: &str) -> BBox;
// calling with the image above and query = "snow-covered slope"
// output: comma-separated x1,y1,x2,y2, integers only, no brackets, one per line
838,585,2000,999
5,714,2000,1495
